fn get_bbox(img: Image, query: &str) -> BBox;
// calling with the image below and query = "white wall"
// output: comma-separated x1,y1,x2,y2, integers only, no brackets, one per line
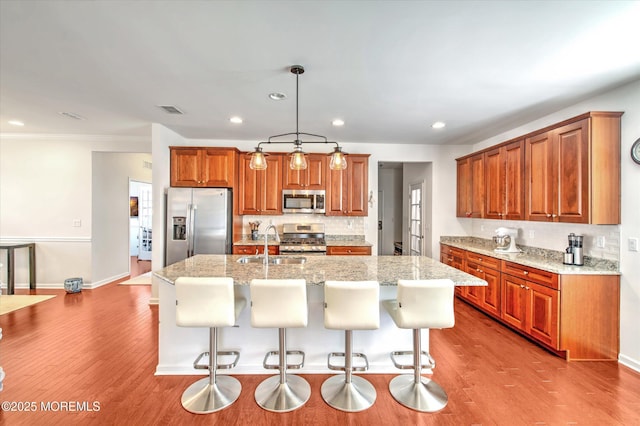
92,152,152,285
0,134,150,288
462,79,640,371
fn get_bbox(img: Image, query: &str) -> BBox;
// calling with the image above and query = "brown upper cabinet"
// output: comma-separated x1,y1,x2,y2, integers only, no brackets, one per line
525,113,622,224
456,111,622,224
456,153,484,218
484,140,525,220
326,154,369,216
238,153,282,215
170,147,238,188
282,153,327,189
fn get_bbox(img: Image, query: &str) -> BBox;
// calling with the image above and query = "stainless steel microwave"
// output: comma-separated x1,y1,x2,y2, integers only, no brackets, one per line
282,190,325,214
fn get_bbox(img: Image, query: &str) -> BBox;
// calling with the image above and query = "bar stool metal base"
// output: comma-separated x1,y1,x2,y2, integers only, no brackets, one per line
254,374,311,413
181,375,242,414
388,374,448,412
321,374,376,412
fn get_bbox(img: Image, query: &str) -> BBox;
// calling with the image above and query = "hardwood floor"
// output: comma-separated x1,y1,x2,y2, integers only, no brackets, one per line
1,281,639,425
130,256,151,278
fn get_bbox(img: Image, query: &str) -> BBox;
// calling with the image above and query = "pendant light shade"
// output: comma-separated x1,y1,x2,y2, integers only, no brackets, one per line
289,144,308,170
249,147,267,170
329,146,347,170
249,65,347,171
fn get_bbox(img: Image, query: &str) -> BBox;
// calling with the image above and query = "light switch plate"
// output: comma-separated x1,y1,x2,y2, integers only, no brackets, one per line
596,236,606,248
629,237,639,252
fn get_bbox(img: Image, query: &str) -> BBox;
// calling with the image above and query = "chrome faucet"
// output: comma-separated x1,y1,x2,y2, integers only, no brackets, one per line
263,224,280,264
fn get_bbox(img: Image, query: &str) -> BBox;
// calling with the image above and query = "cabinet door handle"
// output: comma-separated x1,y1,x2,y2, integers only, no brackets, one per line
476,268,483,273
523,271,529,275
552,214,557,218
520,284,525,289
546,213,552,218
525,286,530,290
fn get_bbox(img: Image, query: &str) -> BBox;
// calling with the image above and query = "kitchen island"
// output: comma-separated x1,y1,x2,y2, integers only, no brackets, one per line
154,255,486,375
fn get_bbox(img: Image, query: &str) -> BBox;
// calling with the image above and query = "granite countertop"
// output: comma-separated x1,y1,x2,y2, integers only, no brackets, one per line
155,254,486,287
234,235,373,247
440,236,619,276
234,237,279,246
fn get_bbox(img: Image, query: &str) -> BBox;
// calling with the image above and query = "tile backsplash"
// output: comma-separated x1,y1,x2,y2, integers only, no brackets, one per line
242,215,365,236
471,219,620,262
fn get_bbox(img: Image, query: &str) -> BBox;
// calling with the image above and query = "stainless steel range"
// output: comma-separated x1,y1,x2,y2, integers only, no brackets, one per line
279,223,327,255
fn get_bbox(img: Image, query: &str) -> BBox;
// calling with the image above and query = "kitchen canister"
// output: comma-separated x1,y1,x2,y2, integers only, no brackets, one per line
64,277,83,293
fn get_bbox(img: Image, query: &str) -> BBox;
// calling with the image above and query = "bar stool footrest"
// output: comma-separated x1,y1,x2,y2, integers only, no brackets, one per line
193,350,241,370
390,350,435,370
327,351,369,372
262,350,305,370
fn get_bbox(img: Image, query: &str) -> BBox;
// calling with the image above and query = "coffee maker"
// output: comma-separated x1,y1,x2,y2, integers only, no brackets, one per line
565,233,584,266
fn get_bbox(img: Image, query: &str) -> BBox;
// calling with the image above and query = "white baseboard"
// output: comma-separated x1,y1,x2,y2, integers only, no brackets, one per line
1,272,129,291
86,273,128,289
619,354,640,373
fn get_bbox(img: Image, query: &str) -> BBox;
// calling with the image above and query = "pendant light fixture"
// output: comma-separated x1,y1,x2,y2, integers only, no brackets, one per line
249,65,347,171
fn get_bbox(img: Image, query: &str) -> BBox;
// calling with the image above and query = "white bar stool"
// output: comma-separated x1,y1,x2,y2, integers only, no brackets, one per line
175,277,246,414
382,279,455,412
250,278,310,412
321,280,380,412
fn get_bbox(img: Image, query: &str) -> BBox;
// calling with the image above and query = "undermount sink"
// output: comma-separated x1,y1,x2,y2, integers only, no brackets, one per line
236,256,306,265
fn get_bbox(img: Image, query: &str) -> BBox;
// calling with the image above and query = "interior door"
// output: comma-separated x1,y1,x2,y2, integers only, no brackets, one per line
137,183,153,261
409,183,423,256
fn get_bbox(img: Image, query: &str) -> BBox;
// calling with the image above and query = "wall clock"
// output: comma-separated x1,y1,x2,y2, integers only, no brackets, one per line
632,138,640,165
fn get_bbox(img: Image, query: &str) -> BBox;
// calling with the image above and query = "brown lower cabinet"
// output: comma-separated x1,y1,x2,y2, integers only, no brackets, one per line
441,243,619,360
232,245,278,256
326,246,371,255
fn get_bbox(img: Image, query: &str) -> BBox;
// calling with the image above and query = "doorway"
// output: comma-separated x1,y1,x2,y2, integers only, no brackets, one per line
129,180,152,277
377,161,432,257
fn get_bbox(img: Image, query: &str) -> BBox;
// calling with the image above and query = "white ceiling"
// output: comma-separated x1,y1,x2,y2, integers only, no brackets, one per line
1,0,639,146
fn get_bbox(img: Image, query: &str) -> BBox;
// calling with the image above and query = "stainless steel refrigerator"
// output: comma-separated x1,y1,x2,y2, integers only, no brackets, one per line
165,188,232,265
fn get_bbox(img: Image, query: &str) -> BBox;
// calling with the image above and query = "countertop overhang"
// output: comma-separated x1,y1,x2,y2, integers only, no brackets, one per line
154,254,486,287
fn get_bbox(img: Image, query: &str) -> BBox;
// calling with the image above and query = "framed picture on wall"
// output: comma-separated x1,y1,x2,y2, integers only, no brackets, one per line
130,196,139,217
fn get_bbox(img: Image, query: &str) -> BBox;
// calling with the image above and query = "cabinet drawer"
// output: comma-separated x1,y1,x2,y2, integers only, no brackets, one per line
326,246,371,256
441,244,465,259
465,251,500,271
502,260,558,289
233,245,278,255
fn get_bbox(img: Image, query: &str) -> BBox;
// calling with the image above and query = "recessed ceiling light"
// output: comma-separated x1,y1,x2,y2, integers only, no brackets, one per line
332,119,345,127
8,120,24,126
229,116,243,124
269,92,286,101
431,121,446,129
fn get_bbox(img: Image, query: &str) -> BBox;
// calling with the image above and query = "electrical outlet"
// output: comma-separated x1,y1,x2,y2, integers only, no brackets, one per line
596,236,606,248
629,237,639,252
72,219,82,227
528,230,535,239
480,225,485,232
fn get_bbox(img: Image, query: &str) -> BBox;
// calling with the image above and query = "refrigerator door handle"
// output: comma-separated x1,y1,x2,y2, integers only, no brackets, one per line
189,204,197,257
186,204,193,258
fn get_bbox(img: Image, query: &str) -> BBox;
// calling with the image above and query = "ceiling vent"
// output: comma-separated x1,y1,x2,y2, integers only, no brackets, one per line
157,105,184,114
59,111,86,120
